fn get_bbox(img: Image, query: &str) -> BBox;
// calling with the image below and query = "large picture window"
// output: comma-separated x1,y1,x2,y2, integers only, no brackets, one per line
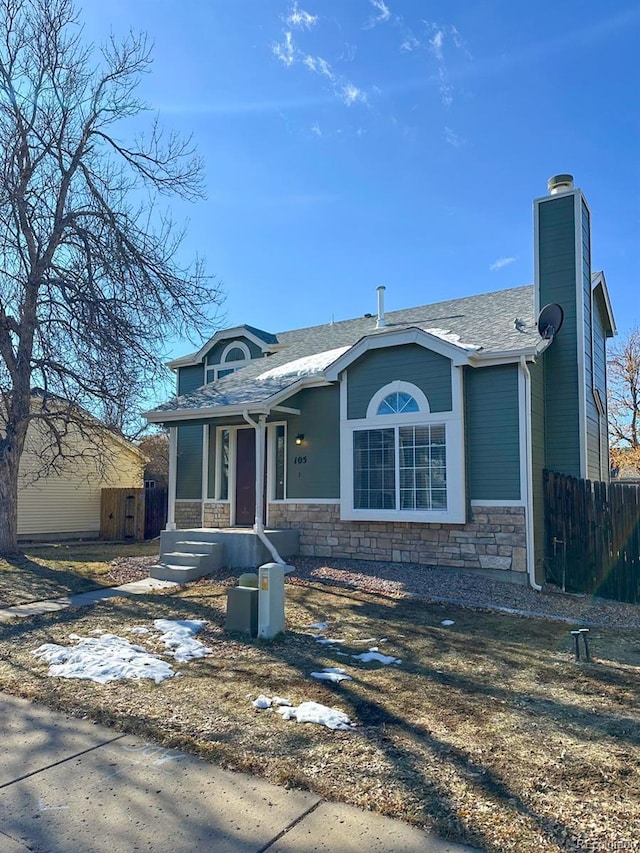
342,378,464,524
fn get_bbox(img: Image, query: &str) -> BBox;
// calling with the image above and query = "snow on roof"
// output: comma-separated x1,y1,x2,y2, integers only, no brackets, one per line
422,328,480,351
256,345,351,381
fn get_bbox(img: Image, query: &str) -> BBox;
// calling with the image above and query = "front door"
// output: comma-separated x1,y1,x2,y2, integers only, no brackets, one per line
235,428,256,526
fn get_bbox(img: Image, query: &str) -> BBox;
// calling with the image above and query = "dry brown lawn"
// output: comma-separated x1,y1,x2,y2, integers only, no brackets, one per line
0,540,160,607
0,577,638,852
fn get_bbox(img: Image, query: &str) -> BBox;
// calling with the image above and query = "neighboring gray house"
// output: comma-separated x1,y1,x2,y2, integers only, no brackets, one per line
145,175,616,588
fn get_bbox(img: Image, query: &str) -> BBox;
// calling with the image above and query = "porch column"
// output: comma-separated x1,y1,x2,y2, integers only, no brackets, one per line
254,415,266,531
166,426,177,531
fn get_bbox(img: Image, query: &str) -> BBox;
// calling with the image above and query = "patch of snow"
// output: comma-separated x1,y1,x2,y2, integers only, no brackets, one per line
257,346,350,381
352,651,401,665
253,694,293,709
441,620,455,626
129,627,150,635
276,701,355,731
310,669,352,682
32,619,212,684
308,621,328,630
316,637,345,645
153,619,211,662
32,635,175,685
423,328,480,351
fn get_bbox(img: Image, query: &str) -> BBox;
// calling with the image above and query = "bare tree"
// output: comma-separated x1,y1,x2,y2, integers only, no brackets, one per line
0,0,221,551
608,327,640,475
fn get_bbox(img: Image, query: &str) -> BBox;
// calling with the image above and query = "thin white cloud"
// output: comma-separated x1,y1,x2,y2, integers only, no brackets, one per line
273,31,296,66
443,126,465,148
490,257,517,271
310,121,322,136
286,2,317,30
341,83,366,106
366,0,391,28
438,68,453,108
400,34,420,52
429,29,445,61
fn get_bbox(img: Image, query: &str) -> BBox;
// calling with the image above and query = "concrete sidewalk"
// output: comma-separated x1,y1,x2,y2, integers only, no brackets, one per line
0,577,177,622
0,692,480,853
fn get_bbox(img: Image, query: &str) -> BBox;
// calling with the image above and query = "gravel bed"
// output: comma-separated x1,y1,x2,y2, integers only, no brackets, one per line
107,554,640,629
287,557,640,628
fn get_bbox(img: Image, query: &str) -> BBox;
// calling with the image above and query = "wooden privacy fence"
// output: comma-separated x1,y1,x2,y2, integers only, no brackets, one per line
144,487,168,540
100,488,145,541
544,470,640,604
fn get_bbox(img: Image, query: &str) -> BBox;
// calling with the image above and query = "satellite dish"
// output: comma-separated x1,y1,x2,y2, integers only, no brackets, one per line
537,303,564,340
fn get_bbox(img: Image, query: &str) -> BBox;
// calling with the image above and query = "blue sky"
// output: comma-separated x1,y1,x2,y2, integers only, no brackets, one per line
80,1,640,370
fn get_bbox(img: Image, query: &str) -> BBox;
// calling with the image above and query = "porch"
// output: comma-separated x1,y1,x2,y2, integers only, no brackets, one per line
150,527,299,583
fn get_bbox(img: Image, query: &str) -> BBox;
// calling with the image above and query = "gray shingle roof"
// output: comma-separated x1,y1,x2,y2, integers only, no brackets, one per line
149,285,537,418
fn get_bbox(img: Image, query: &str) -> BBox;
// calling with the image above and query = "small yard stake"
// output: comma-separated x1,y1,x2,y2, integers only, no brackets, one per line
579,628,591,661
570,630,581,661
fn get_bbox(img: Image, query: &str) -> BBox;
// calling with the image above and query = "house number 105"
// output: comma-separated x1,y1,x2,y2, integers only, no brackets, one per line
294,456,307,464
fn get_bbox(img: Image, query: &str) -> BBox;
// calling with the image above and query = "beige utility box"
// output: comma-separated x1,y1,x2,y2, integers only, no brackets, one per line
257,563,294,639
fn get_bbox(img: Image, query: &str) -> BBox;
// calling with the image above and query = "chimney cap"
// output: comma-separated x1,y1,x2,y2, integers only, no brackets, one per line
548,174,574,194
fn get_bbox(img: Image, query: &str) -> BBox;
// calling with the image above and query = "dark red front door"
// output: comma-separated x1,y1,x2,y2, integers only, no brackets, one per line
235,428,256,526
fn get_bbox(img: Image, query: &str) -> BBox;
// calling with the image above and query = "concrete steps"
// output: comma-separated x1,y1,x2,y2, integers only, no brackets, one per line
150,528,300,584
150,540,224,583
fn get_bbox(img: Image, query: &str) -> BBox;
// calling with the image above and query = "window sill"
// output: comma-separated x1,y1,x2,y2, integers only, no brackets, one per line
340,507,465,524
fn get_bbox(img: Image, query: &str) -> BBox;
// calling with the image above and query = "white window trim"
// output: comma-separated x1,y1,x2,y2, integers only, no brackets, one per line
366,380,431,418
266,421,287,502
339,373,466,524
206,341,252,384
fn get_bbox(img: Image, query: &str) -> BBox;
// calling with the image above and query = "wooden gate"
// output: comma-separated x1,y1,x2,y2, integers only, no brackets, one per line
100,488,145,541
544,470,640,603
144,487,167,539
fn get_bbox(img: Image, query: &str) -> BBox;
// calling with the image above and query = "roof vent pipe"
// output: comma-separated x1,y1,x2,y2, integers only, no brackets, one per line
547,174,574,195
376,285,387,328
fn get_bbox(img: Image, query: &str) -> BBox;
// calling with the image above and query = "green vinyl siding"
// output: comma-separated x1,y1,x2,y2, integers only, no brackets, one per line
178,365,205,396
529,359,546,584
205,337,263,365
537,193,581,476
347,344,452,419
465,364,520,501
176,424,203,499
279,385,340,499
592,288,610,478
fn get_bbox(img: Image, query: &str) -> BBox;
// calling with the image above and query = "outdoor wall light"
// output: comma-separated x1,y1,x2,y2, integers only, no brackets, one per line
295,433,304,445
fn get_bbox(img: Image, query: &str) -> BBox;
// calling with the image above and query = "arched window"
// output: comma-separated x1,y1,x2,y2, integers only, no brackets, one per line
206,341,252,383
353,381,448,514
377,391,420,415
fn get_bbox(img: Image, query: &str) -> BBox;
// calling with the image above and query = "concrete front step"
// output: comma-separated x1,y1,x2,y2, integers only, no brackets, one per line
149,563,213,583
174,540,219,555
150,540,225,583
162,551,217,569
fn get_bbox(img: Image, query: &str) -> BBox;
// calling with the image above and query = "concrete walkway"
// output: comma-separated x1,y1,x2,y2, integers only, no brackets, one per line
0,577,177,622
0,693,480,853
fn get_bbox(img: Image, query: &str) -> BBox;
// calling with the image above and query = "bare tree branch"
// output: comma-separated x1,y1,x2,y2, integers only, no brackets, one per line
0,0,222,551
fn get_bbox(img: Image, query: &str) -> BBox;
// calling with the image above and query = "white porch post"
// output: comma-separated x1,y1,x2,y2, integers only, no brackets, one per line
166,426,178,531
254,415,266,532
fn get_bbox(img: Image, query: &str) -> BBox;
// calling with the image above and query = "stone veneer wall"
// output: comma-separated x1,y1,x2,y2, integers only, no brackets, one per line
203,501,231,528
174,500,202,529
267,503,527,574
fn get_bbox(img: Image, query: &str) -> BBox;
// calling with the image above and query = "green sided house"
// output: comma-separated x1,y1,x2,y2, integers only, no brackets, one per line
145,175,616,588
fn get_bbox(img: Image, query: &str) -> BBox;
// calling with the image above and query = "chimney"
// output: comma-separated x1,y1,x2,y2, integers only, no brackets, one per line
547,174,574,195
376,285,386,328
